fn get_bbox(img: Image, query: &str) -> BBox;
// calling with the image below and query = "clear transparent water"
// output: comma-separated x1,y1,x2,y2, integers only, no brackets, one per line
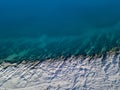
0,0,120,63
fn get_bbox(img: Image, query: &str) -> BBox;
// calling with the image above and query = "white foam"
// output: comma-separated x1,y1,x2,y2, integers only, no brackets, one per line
0,54,120,90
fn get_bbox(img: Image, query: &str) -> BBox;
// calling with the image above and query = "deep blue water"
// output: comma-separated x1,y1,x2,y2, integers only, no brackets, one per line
0,0,120,63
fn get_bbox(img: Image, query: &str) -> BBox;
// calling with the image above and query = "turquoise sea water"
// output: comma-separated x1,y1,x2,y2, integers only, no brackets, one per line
0,0,120,63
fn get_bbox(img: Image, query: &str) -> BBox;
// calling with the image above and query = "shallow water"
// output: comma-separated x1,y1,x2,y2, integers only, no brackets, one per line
0,0,120,62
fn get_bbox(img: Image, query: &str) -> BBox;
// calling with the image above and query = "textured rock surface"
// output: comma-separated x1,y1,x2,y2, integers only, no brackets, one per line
0,54,120,90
